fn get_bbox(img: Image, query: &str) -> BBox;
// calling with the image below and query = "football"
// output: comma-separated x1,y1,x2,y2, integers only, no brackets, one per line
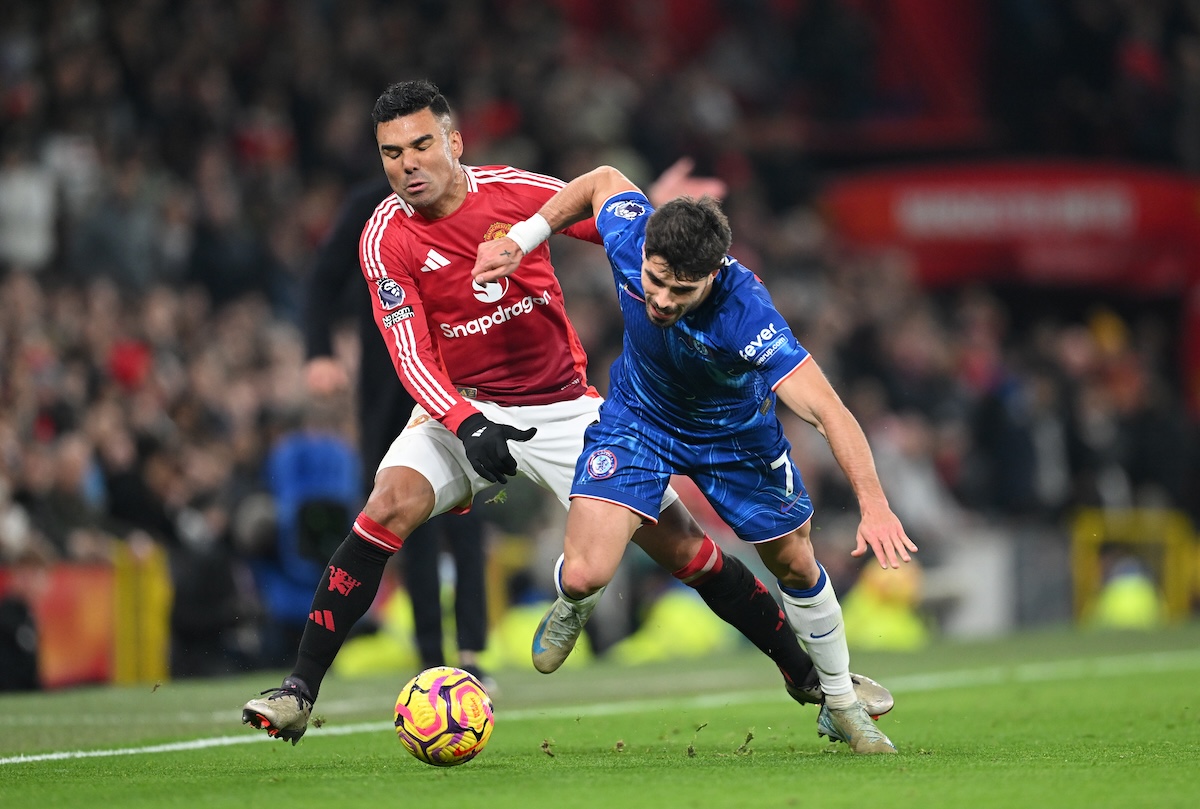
394,666,494,766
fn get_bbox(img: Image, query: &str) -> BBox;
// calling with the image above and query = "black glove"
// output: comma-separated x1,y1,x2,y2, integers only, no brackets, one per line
455,412,537,484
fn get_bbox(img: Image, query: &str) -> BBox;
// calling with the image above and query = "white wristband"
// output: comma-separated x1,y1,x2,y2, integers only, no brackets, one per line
506,213,552,254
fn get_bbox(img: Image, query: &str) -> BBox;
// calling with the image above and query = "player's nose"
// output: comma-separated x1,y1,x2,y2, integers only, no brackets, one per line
658,295,682,314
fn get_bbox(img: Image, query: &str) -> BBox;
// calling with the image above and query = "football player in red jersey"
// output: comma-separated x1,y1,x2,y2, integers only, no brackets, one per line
242,80,892,744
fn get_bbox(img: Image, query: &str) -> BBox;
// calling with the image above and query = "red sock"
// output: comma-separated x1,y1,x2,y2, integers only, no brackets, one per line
352,513,405,551
677,536,816,688
672,535,725,585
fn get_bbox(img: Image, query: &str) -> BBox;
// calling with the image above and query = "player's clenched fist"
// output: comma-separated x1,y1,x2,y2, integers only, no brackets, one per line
455,412,536,483
473,237,523,284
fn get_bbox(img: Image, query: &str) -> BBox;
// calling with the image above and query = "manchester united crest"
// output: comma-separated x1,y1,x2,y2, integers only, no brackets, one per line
484,222,512,241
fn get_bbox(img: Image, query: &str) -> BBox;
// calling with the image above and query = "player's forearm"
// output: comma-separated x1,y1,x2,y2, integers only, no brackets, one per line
776,360,891,515
507,166,636,254
543,166,633,231
825,414,892,516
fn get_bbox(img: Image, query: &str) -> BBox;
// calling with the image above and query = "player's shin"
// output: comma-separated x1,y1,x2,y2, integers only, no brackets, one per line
290,516,401,698
777,564,855,708
677,536,817,688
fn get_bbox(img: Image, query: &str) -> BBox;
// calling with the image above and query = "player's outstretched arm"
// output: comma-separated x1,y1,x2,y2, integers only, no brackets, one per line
647,157,727,205
775,358,918,570
473,166,639,283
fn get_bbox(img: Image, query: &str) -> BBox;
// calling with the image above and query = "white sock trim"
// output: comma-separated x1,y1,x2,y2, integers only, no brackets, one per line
553,553,604,607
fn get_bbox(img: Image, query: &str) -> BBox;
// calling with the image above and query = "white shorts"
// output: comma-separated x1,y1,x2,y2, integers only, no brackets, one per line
378,394,678,519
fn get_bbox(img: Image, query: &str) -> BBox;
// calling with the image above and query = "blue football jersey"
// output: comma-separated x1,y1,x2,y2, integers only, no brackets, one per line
596,191,811,443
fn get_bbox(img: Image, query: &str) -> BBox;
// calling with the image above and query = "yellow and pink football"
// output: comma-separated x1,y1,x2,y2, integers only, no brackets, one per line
394,666,494,766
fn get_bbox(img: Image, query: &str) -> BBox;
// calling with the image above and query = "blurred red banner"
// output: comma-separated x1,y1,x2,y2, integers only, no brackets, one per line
823,162,1200,293
0,565,114,688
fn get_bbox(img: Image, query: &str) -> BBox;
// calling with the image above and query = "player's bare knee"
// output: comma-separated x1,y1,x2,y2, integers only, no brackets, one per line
363,468,434,536
775,563,821,591
559,563,607,600
773,547,821,590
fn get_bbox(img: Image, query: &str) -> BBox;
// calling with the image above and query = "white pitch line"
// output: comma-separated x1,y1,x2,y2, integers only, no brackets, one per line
0,697,387,728
3,648,1199,766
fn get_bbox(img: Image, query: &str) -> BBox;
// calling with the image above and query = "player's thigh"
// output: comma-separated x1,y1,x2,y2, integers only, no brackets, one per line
561,496,644,592
377,407,484,516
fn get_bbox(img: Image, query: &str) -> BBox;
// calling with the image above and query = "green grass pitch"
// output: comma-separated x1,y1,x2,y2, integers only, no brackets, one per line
2,623,1198,809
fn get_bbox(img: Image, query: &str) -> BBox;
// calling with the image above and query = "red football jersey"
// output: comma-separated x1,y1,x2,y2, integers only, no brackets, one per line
359,165,602,434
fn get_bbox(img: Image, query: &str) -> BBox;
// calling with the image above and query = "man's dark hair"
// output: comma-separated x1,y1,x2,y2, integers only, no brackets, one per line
643,196,732,281
372,79,452,129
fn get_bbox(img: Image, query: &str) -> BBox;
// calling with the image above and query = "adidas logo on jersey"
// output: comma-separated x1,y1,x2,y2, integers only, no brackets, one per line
422,249,450,272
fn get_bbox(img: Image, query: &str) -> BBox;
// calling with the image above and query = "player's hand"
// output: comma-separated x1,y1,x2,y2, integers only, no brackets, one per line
473,237,524,284
850,508,918,569
305,357,350,395
455,412,537,484
647,157,728,205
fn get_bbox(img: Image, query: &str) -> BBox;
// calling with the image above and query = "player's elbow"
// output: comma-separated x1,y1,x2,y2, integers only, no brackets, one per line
592,165,623,181
589,165,638,200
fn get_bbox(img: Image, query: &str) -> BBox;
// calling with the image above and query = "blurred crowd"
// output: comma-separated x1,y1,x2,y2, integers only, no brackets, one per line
2,0,1199,680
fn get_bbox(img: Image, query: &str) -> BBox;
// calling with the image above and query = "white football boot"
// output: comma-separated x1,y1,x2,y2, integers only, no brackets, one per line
531,590,603,673
241,676,314,745
817,702,897,754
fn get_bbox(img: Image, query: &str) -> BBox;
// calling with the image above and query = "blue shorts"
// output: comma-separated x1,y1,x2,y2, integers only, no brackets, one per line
570,397,814,543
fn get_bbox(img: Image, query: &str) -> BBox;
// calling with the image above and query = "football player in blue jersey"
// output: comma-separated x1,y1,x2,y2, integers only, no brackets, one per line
474,165,918,754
